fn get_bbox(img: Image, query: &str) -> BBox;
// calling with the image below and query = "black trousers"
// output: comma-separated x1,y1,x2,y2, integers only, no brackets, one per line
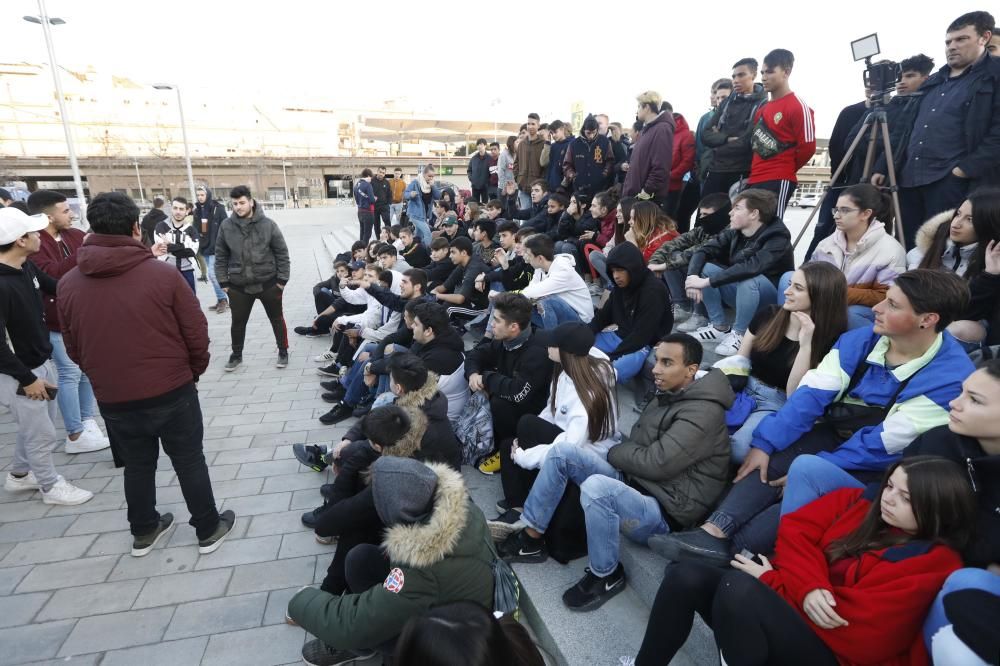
100,384,220,540
317,485,384,594
227,284,288,355
674,177,702,234
472,188,489,204
489,394,537,447
375,207,390,236
313,280,336,315
358,210,376,244
701,171,742,198
500,413,563,508
635,562,838,666
748,179,797,219
899,173,970,250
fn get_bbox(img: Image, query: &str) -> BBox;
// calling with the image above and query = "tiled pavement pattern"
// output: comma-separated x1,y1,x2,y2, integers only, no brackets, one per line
0,206,738,665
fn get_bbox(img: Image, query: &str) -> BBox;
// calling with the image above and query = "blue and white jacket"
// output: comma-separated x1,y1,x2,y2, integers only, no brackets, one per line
750,326,974,472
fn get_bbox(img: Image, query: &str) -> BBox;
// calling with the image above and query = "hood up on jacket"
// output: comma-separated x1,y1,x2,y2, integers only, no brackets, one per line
387,372,440,460
606,242,652,293
76,234,156,278
673,114,691,136
378,461,470,568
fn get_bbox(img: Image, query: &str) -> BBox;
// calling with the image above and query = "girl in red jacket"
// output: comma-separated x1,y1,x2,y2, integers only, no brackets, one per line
633,456,975,666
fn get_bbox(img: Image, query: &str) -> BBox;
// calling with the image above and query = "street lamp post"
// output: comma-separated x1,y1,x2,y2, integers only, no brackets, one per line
281,161,291,207
133,158,145,204
24,1,87,223
153,84,196,201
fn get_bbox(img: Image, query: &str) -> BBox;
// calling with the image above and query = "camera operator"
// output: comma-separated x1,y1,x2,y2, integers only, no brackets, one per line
872,11,999,247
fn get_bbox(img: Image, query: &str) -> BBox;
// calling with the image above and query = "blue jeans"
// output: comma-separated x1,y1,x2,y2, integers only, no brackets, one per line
48,331,97,436
411,218,432,247
590,251,611,288
780,454,864,517
730,377,787,463
181,269,196,293
343,343,379,406
848,305,875,330
522,442,619,534
700,263,778,334
594,331,649,384
580,474,670,576
664,269,691,309
205,254,227,302
924,568,1000,654
530,295,584,329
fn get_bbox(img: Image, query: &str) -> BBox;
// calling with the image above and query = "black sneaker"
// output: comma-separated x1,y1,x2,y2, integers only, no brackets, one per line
487,508,525,541
276,350,289,369
198,510,236,554
496,498,512,514
293,444,329,472
295,326,326,337
301,503,330,529
647,529,732,567
223,355,242,372
131,513,175,557
319,403,354,425
320,381,346,398
316,363,341,378
352,394,375,418
497,529,547,563
562,563,626,612
301,638,375,666
322,392,343,404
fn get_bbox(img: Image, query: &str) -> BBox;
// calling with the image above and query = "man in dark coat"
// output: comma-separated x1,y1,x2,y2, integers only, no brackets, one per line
623,91,675,210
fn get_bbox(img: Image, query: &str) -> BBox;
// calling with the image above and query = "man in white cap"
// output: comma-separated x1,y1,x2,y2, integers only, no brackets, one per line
0,206,93,505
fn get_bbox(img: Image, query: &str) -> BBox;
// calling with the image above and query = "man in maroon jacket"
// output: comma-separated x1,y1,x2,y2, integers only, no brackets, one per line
57,192,235,558
28,190,110,454
622,90,676,211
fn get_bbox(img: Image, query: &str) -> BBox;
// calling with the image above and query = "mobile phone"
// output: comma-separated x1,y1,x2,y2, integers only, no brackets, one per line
16,385,59,400
739,548,763,565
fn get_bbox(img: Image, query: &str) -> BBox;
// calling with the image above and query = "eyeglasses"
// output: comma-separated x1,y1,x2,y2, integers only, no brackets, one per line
832,207,861,217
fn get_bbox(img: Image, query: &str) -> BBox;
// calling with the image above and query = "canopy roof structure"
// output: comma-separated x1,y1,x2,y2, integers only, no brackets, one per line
359,117,522,144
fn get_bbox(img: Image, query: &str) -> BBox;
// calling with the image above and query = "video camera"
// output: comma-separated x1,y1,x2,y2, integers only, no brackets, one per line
851,33,901,98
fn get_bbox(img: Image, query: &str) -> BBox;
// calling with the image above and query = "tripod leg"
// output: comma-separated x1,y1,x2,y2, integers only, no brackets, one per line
878,119,907,248
861,121,880,181
793,114,875,249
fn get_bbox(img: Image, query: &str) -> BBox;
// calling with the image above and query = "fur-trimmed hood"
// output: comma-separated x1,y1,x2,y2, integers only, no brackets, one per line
383,462,470,568
913,210,955,255
380,372,438,461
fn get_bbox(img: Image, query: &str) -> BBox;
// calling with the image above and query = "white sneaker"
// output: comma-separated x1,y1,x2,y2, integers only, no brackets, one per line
714,330,743,356
692,324,730,342
4,471,41,492
41,479,93,505
677,314,708,332
313,350,337,363
588,282,605,296
66,428,111,454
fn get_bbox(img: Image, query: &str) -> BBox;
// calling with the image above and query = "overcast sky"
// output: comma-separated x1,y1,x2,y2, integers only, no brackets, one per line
2,1,991,138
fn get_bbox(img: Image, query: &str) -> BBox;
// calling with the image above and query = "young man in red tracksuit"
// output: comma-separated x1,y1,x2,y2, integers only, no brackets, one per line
748,48,816,218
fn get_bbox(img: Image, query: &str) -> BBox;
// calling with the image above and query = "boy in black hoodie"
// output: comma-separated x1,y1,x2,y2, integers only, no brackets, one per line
591,243,673,384
424,238,454,290
398,227,430,268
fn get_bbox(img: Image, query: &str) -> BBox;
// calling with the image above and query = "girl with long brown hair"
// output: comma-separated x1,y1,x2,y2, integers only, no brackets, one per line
633,456,975,666
720,261,848,462
629,200,679,262
488,323,619,540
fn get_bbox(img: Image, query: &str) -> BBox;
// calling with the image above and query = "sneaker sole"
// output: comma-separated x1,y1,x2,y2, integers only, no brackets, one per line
131,521,176,557
316,368,339,377
223,364,241,373
42,491,93,506
649,536,731,567
65,441,111,454
198,518,236,554
487,520,524,542
4,479,40,492
565,577,626,612
302,651,377,666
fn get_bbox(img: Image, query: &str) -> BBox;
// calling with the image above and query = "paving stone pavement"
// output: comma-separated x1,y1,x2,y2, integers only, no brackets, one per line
0,208,362,665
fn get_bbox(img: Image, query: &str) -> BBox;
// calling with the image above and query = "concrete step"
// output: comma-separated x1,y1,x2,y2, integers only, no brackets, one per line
464,469,719,666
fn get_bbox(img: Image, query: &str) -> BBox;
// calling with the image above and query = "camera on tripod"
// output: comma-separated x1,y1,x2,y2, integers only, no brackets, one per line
851,33,901,99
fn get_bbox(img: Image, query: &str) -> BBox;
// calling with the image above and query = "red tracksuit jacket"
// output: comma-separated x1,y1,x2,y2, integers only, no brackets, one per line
760,488,962,666
748,92,816,184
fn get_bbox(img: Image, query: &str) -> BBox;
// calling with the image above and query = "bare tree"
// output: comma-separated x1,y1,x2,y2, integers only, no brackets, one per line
144,125,175,195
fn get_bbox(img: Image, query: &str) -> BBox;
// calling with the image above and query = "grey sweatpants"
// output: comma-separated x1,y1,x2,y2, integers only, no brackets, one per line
0,361,61,490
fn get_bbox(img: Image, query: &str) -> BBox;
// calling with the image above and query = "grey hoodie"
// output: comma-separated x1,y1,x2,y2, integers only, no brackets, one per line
213,201,291,294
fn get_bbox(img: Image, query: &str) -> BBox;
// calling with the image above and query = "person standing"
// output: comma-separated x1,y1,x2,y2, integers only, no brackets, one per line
487,141,500,200
701,60,766,197
195,186,230,314
468,139,491,204
28,190,110,454
154,197,200,293
622,91,675,209
516,114,546,210
214,185,291,371
389,168,407,224
58,192,235,556
371,167,392,238
403,165,441,247
747,49,816,218
0,206,94,506
139,196,167,247
355,169,377,243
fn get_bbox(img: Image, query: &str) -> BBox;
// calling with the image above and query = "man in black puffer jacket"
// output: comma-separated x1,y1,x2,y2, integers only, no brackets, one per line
701,58,767,197
591,243,673,384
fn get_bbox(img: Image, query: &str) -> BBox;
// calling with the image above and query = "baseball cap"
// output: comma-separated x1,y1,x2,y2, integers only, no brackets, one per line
348,260,366,271
0,188,12,202
442,213,459,226
0,206,48,244
532,322,595,356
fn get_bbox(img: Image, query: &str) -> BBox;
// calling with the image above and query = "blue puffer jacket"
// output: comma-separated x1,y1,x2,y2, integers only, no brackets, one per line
403,179,441,224
751,326,974,471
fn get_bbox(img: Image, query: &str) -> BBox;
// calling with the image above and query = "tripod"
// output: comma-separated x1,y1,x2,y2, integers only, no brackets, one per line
792,102,906,250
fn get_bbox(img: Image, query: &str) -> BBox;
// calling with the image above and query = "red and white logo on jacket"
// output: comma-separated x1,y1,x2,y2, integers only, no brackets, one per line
383,567,405,594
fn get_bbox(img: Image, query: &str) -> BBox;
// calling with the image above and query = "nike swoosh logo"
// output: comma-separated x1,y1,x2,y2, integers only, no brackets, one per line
519,549,540,557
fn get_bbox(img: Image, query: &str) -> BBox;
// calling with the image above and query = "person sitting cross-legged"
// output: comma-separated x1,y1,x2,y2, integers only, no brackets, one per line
495,333,734,611
288,457,495,666
521,234,594,329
